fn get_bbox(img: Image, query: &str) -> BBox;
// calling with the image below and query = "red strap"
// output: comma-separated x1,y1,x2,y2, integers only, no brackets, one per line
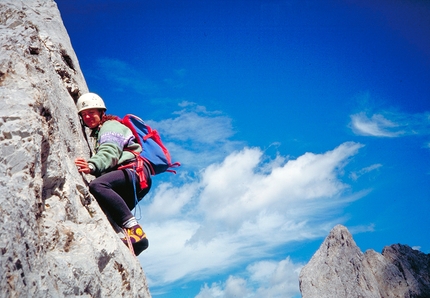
117,152,149,189
135,156,148,189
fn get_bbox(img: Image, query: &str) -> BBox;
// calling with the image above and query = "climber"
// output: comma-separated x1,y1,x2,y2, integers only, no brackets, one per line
74,92,150,256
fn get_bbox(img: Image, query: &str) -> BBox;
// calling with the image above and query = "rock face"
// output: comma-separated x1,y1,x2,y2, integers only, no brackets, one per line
299,225,430,298
0,1,150,297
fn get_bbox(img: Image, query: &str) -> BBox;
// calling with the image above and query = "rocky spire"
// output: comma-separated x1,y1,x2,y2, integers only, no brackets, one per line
299,225,430,298
0,0,150,296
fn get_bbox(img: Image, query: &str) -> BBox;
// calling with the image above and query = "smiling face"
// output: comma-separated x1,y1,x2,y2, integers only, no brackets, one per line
80,108,103,129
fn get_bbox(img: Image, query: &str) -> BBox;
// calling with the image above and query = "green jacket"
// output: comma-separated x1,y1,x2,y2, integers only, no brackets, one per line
88,120,141,176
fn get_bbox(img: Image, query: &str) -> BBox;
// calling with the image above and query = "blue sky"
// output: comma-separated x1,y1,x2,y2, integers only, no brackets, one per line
56,0,430,297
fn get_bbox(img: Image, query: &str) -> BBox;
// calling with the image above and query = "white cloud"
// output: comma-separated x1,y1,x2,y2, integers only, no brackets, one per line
196,142,362,228
196,277,249,298
152,109,235,144
139,141,367,288
147,102,245,171
195,257,303,298
348,223,376,234
145,182,197,220
350,111,430,138
249,257,303,298
349,163,382,181
350,112,403,137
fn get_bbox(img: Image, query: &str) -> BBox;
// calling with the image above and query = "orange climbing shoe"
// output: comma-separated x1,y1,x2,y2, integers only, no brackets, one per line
122,224,146,243
122,224,149,256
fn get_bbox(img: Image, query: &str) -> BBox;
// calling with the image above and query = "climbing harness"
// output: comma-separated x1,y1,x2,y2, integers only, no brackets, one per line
117,151,149,189
117,152,148,220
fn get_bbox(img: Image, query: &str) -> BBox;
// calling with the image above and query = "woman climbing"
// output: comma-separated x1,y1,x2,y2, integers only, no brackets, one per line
74,92,150,256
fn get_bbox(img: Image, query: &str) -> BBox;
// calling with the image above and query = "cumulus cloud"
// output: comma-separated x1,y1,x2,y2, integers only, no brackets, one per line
195,142,362,228
139,141,366,288
195,257,303,298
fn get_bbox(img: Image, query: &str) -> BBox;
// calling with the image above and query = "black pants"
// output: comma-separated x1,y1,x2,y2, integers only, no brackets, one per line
89,167,151,226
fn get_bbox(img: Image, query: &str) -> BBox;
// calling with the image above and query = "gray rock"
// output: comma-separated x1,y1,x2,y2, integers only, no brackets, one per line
380,244,430,297
0,0,151,297
299,225,430,298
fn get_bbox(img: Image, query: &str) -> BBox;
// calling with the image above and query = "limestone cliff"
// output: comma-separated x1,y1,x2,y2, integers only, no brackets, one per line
0,0,151,297
299,225,430,298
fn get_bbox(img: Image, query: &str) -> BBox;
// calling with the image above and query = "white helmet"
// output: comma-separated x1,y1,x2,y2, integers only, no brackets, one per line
76,93,107,113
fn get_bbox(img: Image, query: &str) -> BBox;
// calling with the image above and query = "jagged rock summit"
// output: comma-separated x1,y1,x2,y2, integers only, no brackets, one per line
299,225,430,298
0,0,150,297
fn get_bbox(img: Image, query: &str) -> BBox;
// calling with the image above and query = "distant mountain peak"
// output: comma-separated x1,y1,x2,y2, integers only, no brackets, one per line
299,225,430,298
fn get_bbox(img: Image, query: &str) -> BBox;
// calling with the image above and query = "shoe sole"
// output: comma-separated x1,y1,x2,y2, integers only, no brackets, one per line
133,238,149,256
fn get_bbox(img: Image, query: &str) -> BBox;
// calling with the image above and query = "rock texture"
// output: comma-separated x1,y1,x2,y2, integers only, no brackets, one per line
0,0,150,297
299,225,430,298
